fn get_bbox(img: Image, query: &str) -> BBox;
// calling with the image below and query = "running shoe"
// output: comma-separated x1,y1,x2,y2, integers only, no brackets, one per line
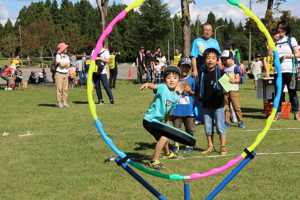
294,114,300,121
162,151,182,159
149,160,166,170
273,116,281,122
183,146,193,154
173,143,180,153
238,122,245,128
225,122,230,128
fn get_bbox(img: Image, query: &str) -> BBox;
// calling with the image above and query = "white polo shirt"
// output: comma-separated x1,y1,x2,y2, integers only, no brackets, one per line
56,54,70,73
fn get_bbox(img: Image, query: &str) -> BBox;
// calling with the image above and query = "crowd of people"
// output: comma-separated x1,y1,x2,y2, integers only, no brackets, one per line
1,20,299,171
138,20,300,170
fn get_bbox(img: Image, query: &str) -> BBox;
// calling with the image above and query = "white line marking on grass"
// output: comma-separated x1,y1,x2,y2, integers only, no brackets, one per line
19,127,300,137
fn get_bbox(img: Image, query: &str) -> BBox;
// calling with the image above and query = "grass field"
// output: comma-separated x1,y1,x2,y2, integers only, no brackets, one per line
0,79,299,199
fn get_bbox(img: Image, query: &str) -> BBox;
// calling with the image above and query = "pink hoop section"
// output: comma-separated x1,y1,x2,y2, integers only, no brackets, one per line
190,155,243,180
91,10,128,61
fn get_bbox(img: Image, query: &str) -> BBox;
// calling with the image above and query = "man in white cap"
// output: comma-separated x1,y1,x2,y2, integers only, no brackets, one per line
55,43,71,108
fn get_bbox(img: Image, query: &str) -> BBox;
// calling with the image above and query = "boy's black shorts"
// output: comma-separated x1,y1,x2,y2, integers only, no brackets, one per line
143,119,162,141
143,119,196,146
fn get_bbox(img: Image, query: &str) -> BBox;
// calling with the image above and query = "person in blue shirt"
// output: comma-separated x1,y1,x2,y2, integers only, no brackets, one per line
190,22,222,79
172,57,196,154
141,66,195,170
14,65,23,90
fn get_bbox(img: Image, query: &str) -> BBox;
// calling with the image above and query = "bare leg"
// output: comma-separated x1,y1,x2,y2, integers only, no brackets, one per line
207,135,214,148
219,134,226,147
153,136,169,161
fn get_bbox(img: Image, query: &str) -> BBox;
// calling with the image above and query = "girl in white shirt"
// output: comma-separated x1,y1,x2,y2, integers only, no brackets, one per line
271,20,300,121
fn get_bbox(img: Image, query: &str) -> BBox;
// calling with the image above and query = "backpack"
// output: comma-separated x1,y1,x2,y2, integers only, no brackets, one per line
0,65,7,73
95,50,107,75
50,57,57,73
84,57,91,72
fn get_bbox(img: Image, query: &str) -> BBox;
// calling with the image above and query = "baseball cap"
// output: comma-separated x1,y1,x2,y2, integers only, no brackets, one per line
141,46,144,49
163,66,181,78
178,57,192,67
16,65,20,68
226,40,234,46
220,50,234,58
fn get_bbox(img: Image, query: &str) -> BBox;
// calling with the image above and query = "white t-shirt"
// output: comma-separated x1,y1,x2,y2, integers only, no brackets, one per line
275,35,298,73
91,49,110,74
251,61,263,75
56,54,70,73
154,65,161,74
157,56,166,67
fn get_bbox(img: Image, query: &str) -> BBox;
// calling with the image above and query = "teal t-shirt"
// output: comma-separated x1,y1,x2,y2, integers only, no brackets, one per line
144,84,178,122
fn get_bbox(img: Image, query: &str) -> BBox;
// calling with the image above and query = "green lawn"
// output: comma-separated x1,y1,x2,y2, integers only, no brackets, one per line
0,79,299,199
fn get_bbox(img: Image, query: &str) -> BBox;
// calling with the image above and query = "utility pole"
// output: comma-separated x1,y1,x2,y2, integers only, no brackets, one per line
248,0,252,65
197,15,200,38
214,25,226,40
173,21,175,57
19,25,23,66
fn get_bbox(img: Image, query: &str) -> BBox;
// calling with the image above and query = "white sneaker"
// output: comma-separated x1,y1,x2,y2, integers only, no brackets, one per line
7,87,13,90
5,88,8,90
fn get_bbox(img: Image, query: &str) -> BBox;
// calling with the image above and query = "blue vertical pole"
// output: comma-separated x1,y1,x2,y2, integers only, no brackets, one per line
206,152,256,200
184,175,190,200
115,158,166,200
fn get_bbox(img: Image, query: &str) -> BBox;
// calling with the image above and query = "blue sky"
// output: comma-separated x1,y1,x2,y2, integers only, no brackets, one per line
1,0,300,26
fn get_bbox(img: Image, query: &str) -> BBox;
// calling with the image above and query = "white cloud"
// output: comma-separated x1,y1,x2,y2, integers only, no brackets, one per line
171,0,300,25
89,0,95,6
0,2,10,20
122,0,136,6
164,0,180,9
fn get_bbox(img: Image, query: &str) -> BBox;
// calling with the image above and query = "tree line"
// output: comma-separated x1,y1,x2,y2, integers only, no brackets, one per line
0,0,299,64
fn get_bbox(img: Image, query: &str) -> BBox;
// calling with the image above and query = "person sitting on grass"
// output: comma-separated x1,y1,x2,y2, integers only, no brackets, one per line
140,66,183,170
0,65,13,90
221,50,244,128
172,57,196,154
14,65,24,90
199,48,227,155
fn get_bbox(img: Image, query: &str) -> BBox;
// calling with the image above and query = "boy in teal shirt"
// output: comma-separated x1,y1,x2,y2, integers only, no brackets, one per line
141,66,196,170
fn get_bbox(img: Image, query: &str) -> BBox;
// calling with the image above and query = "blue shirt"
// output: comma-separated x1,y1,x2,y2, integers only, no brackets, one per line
190,37,221,71
144,84,178,122
190,37,220,58
172,77,196,116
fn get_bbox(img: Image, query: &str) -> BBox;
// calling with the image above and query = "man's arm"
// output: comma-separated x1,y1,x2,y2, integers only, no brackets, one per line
263,57,270,77
136,57,139,67
191,57,198,78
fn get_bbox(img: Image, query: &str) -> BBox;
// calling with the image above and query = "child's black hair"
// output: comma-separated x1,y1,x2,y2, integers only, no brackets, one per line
163,71,180,79
203,48,220,61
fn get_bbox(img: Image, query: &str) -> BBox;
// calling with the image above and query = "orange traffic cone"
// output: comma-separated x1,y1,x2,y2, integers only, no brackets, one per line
128,68,133,77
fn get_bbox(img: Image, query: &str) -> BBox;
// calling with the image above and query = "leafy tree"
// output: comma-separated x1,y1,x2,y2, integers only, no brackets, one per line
50,0,60,24
60,0,75,30
139,0,171,52
22,22,40,66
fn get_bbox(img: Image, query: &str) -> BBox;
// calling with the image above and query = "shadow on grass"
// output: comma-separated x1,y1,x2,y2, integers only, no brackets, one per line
38,104,57,107
125,152,152,164
73,101,88,104
243,114,267,119
134,142,156,151
242,107,264,113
